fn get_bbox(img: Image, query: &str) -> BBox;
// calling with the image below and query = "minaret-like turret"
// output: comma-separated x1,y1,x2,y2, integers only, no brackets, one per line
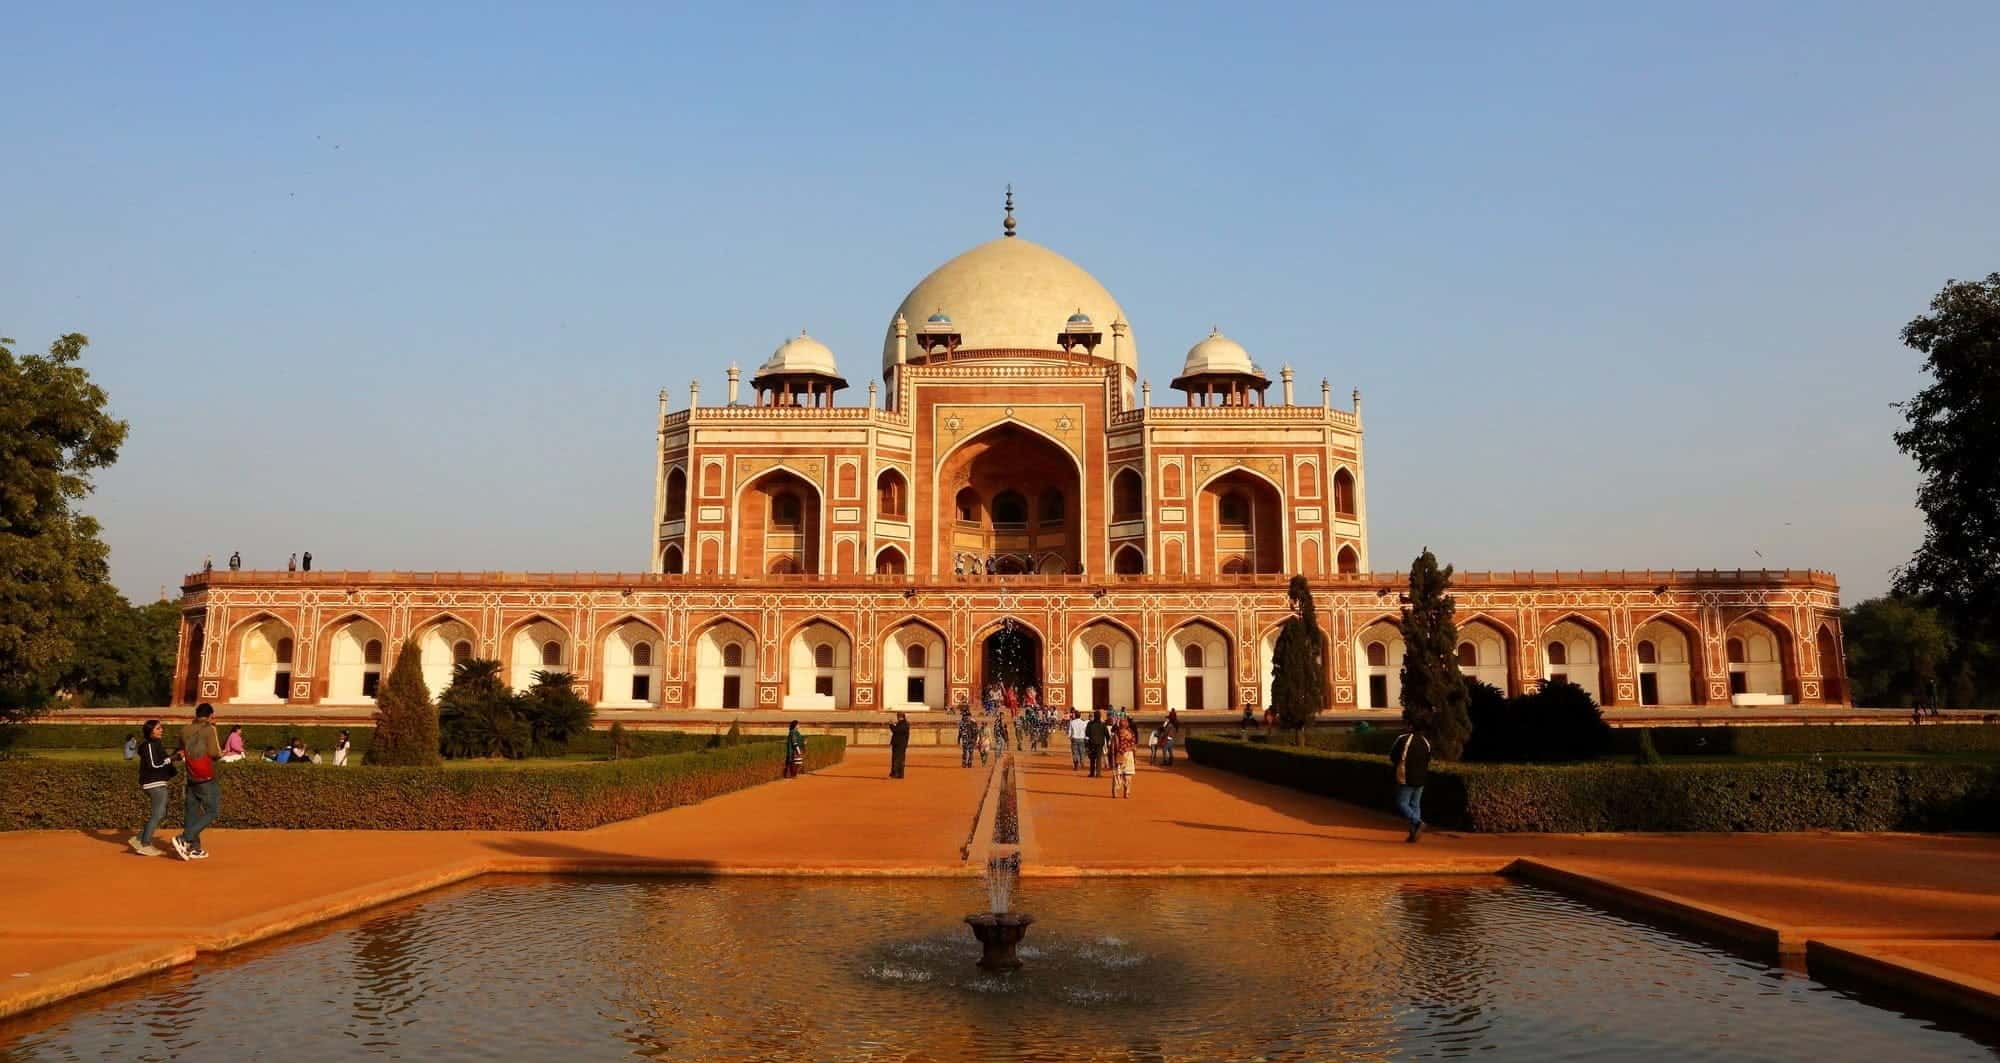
1171,328,1270,406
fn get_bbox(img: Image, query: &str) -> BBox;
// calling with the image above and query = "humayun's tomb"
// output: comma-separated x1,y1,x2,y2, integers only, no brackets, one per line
170,197,1847,717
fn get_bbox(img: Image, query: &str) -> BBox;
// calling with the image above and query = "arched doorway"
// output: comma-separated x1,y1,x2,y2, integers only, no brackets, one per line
600,620,663,707
785,620,852,709
937,424,1081,575
1633,617,1699,706
1541,618,1610,705
235,617,295,704
1070,622,1136,714
416,615,477,701
1455,618,1513,695
883,622,947,711
694,620,756,709
738,469,821,575
1197,469,1283,573
979,618,1042,700
1725,617,1788,702
327,617,387,704
1166,622,1231,712
1355,620,1403,710
507,617,570,691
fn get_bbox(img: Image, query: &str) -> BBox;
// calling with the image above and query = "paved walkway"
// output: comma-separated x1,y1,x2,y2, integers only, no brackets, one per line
3,747,1998,1025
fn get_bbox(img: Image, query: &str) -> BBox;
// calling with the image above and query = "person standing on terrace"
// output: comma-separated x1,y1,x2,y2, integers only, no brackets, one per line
888,713,910,779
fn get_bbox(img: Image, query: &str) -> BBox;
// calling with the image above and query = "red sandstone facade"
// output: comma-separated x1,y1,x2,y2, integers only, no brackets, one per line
170,221,1847,713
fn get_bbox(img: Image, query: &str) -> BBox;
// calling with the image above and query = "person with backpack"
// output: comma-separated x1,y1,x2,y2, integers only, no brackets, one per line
1389,724,1433,843
171,703,221,860
129,719,175,856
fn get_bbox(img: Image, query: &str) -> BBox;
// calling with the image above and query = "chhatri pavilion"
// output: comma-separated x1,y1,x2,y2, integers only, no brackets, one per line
171,195,1847,716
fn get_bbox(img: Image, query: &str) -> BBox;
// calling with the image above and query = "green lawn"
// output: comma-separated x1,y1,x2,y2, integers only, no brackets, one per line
1660,750,2000,765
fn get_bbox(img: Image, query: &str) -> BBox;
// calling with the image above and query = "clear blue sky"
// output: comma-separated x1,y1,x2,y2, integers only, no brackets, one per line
7,3,1994,604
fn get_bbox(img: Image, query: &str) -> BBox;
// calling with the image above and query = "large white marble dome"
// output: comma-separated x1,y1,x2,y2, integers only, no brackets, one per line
882,236,1138,374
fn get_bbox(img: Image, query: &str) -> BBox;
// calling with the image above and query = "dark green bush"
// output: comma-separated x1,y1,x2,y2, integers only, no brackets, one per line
608,721,631,760
1612,721,2000,757
1464,677,1610,763
520,671,594,755
1186,735,2000,833
1635,728,1664,765
0,737,845,831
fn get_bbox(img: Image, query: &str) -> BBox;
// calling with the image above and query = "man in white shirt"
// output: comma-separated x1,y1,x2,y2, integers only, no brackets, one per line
1067,711,1089,773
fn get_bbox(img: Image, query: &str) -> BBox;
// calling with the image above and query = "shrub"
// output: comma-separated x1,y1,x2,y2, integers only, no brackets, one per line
1464,677,1611,763
1462,679,1514,761
438,658,529,759
716,719,745,748
609,721,630,760
1186,735,2000,833
1615,722,2000,757
0,737,846,831
369,638,440,767
1636,728,1664,765
11,722,374,756
521,671,594,755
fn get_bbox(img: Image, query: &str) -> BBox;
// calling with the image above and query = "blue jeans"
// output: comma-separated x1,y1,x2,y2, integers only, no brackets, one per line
1394,785,1424,830
1070,738,1086,768
139,785,169,846
182,778,220,847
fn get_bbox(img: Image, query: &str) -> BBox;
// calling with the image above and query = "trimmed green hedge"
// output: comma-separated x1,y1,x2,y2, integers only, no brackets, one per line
2,723,714,760
0,737,844,831
1186,736,2000,833
1611,722,2000,757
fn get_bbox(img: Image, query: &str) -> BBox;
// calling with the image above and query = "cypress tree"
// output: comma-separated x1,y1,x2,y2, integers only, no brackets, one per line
368,638,440,767
1270,575,1330,744
1398,549,1472,760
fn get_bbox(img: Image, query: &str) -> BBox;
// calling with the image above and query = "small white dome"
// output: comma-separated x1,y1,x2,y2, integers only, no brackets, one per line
758,331,841,378
1179,328,1260,377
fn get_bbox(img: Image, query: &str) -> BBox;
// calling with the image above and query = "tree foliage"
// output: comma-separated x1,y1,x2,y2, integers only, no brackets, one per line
1397,549,1472,760
521,670,593,755
1463,676,1611,763
1843,596,1955,708
62,590,179,708
1268,575,1329,742
1893,274,2000,706
438,658,527,759
0,334,129,731
368,638,440,767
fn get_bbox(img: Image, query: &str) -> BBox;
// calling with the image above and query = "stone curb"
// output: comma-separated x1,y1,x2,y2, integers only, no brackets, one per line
1806,939,2000,1024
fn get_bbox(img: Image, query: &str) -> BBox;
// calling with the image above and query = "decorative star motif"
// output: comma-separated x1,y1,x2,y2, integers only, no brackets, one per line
1056,415,1073,432
945,415,963,433
1003,407,1014,417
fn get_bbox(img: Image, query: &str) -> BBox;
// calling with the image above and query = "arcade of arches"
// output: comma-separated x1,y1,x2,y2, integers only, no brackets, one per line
175,212,1845,712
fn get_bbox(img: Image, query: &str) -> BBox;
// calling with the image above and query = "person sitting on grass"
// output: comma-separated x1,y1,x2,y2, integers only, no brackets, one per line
287,738,314,764
122,733,138,761
220,724,247,762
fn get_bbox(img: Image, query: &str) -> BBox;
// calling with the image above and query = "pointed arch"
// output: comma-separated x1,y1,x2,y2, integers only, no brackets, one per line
598,615,665,707
1194,464,1285,574
323,612,389,705
230,612,296,704
1540,613,1614,706
1724,611,1797,703
881,617,948,711
784,616,854,709
1456,614,1518,696
734,464,824,575
876,467,909,520
660,542,685,574
1112,543,1144,576
692,616,759,709
413,611,480,701
874,544,908,575
501,614,572,692
1815,623,1845,705
1332,466,1357,517
1071,618,1138,714
1632,611,1704,706
1111,467,1144,522
1165,619,1232,712
663,465,688,522
1335,544,1360,575
1354,617,1404,710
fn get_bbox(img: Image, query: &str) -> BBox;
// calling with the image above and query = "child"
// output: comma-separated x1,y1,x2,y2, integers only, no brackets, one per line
977,722,992,766
1148,726,1162,765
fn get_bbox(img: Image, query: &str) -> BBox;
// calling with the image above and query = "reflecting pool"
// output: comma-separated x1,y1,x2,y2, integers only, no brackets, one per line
3,876,1992,1060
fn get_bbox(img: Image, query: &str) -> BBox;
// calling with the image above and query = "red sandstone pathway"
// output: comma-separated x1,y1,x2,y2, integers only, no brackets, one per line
4,747,2000,1024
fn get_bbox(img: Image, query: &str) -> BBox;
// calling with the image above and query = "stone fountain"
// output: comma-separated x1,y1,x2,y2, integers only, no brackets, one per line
966,759,1031,970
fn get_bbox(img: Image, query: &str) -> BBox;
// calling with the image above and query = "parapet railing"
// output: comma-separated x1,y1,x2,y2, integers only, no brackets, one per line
183,567,1840,592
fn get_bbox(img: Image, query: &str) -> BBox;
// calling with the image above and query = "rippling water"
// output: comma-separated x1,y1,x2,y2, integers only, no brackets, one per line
2,877,1991,1061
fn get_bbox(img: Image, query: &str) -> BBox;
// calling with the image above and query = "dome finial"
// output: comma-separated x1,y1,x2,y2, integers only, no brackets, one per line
1002,184,1016,237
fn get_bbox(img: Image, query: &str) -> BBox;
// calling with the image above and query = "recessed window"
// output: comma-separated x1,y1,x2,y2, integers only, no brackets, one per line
541,640,562,667
813,643,834,669
1219,492,1249,530
1182,644,1203,668
1366,641,1388,668
771,493,802,529
722,643,743,668
1092,645,1111,670
1636,640,1657,665
906,645,926,669
453,640,473,663
992,491,1027,526
1456,642,1477,667
633,642,654,667
364,639,383,665
1546,642,1568,666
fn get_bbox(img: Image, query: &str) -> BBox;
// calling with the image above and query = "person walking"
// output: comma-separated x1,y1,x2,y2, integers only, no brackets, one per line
889,712,911,779
1389,725,1433,843
1239,705,1257,740
170,704,221,861
129,720,175,856
1161,710,1178,766
783,721,807,778
1067,710,1087,772
1111,718,1138,798
958,708,978,768
332,729,351,767
976,720,992,766
1085,709,1109,778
